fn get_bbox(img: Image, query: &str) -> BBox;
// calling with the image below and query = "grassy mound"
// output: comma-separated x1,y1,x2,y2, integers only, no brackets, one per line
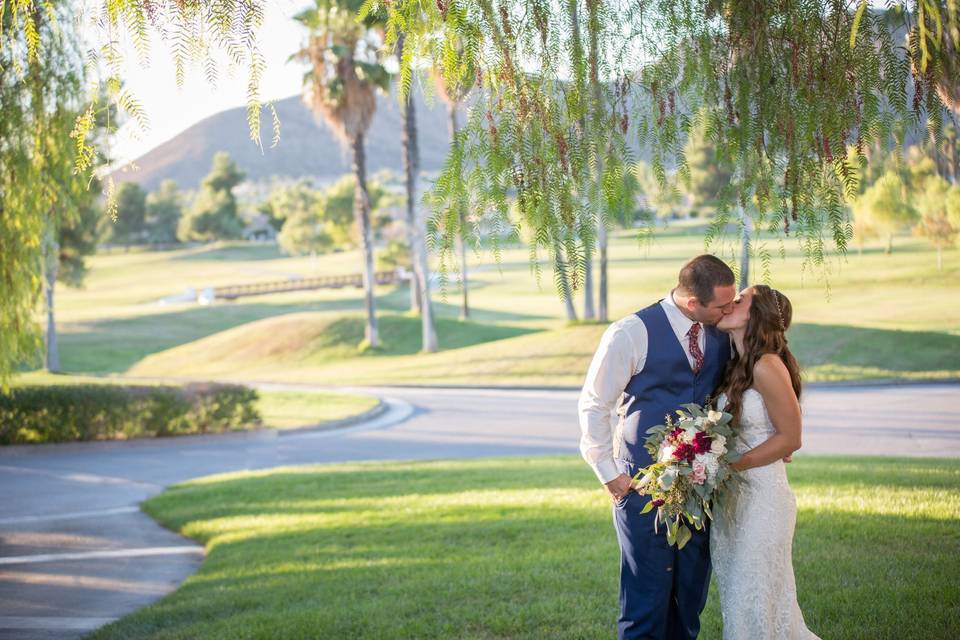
129,312,537,379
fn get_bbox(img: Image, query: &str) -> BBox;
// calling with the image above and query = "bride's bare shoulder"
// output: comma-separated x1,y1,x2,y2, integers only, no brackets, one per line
751,354,792,392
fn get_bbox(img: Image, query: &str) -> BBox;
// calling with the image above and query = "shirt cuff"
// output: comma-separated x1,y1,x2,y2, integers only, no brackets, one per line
591,458,621,485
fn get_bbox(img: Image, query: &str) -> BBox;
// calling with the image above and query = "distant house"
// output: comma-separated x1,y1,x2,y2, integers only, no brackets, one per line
243,213,278,242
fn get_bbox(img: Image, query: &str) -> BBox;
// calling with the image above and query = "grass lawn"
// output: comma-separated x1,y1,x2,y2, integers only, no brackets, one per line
89,455,960,639
36,226,960,386
10,372,379,433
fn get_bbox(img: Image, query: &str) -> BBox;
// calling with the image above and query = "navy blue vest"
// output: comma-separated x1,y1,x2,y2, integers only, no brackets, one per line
619,301,731,467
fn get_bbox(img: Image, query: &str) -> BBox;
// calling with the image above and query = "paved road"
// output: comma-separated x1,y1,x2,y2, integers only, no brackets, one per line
1,383,957,639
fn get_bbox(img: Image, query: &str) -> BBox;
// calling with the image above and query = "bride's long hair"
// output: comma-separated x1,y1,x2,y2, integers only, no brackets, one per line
720,284,803,425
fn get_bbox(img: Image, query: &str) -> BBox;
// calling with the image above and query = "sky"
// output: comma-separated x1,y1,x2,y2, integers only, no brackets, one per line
97,1,312,163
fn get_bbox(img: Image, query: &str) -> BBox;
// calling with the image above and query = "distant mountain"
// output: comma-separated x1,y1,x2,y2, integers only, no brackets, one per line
114,85,461,191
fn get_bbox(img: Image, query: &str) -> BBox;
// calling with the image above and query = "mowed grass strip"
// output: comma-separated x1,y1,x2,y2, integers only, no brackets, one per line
89,455,960,639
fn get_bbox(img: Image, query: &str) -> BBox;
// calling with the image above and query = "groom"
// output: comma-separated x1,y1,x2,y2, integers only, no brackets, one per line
578,254,736,640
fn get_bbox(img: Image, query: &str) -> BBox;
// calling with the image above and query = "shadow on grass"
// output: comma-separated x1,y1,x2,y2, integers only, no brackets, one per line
298,316,539,360
169,243,287,263
89,455,959,640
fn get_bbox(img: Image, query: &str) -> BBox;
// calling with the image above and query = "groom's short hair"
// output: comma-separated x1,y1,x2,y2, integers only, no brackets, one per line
677,255,735,304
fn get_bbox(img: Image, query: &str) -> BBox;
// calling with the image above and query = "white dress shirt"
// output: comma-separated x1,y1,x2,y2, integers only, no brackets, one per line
577,290,707,484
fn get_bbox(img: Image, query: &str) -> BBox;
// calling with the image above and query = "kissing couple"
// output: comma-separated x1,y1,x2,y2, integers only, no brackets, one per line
578,254,820,640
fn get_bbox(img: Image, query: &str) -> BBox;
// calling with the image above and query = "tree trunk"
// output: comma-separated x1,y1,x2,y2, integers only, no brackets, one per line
570,0,596,322
937,245,943,271
739,211,751,290
598,220,608,322
398,34,423,316
583,247,595,320
930,127,948,179
42,225,61,373
950,138,959,184
586,0,609,322
560,248,579,322
886,232,893,254
352,131,379,348
449,103,469,322
457,218,470,321
400,35,437,352
413,182,438,352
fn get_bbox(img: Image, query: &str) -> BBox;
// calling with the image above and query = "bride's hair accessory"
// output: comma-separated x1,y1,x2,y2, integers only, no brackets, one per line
772,289,786,332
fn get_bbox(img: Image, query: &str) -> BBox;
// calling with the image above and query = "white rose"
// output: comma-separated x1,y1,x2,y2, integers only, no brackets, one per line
710,434,726,455
659,444,675,462
707,410,724,423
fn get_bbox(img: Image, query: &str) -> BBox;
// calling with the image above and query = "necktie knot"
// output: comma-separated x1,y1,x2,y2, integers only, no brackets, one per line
687,322,701,338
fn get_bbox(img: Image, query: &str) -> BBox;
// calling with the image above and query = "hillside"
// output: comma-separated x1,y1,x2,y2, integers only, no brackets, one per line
114,84,463,191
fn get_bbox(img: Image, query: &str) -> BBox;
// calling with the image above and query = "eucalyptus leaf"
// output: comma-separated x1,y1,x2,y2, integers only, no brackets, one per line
676,524,692,549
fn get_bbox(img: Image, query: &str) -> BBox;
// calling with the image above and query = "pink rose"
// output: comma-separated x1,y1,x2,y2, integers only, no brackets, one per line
691,460,707,485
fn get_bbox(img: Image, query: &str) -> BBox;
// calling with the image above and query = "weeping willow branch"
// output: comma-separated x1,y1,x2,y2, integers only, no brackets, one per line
376,0,957,297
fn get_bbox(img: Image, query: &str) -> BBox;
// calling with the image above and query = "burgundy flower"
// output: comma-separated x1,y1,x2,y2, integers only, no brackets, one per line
673,443,695,462
652,499,665,507
693,431,712,455
668,427,685,444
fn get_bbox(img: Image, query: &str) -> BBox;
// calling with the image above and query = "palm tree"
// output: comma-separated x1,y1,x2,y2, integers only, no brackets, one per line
295,0,390,349
431,50,475,321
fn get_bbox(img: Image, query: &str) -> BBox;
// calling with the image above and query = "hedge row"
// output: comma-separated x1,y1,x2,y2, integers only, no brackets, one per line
0,383,262,445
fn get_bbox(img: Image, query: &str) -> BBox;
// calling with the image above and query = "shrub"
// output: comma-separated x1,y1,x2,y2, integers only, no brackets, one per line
0,383,261,445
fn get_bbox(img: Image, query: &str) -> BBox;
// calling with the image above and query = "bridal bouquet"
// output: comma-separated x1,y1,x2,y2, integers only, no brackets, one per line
631,403,741,549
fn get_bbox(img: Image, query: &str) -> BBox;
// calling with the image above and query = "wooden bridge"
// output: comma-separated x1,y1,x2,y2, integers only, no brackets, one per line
210,270,404,301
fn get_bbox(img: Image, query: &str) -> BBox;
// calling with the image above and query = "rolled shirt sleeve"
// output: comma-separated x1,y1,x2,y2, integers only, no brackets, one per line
578,318,646,484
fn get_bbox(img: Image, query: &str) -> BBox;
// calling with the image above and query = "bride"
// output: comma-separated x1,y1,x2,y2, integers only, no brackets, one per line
712,284,820,640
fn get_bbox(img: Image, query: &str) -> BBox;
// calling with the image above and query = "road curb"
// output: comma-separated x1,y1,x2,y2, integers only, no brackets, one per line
276,400,388,436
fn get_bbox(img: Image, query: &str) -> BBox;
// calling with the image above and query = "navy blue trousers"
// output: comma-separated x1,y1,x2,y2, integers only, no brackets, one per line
612,459,712,640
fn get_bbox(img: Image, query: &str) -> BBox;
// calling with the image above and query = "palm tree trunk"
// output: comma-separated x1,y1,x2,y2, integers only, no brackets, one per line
449,103,469,322
42,224,61,372
399,34,423,316
352,131,379,348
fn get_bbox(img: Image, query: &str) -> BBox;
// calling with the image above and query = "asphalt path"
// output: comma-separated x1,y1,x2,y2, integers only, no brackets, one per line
1,382,958,639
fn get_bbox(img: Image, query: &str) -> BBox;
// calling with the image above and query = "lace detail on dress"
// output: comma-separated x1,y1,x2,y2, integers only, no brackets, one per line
710,389,820,640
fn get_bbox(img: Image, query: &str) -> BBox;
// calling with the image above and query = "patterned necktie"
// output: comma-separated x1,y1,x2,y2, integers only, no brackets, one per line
687,322,704,374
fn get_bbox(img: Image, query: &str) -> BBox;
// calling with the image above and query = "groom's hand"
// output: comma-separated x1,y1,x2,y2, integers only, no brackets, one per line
604,473,633,502
783,454,793,463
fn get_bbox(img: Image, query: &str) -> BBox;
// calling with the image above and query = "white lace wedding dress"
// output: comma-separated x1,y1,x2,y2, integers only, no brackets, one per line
711,388,820,640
